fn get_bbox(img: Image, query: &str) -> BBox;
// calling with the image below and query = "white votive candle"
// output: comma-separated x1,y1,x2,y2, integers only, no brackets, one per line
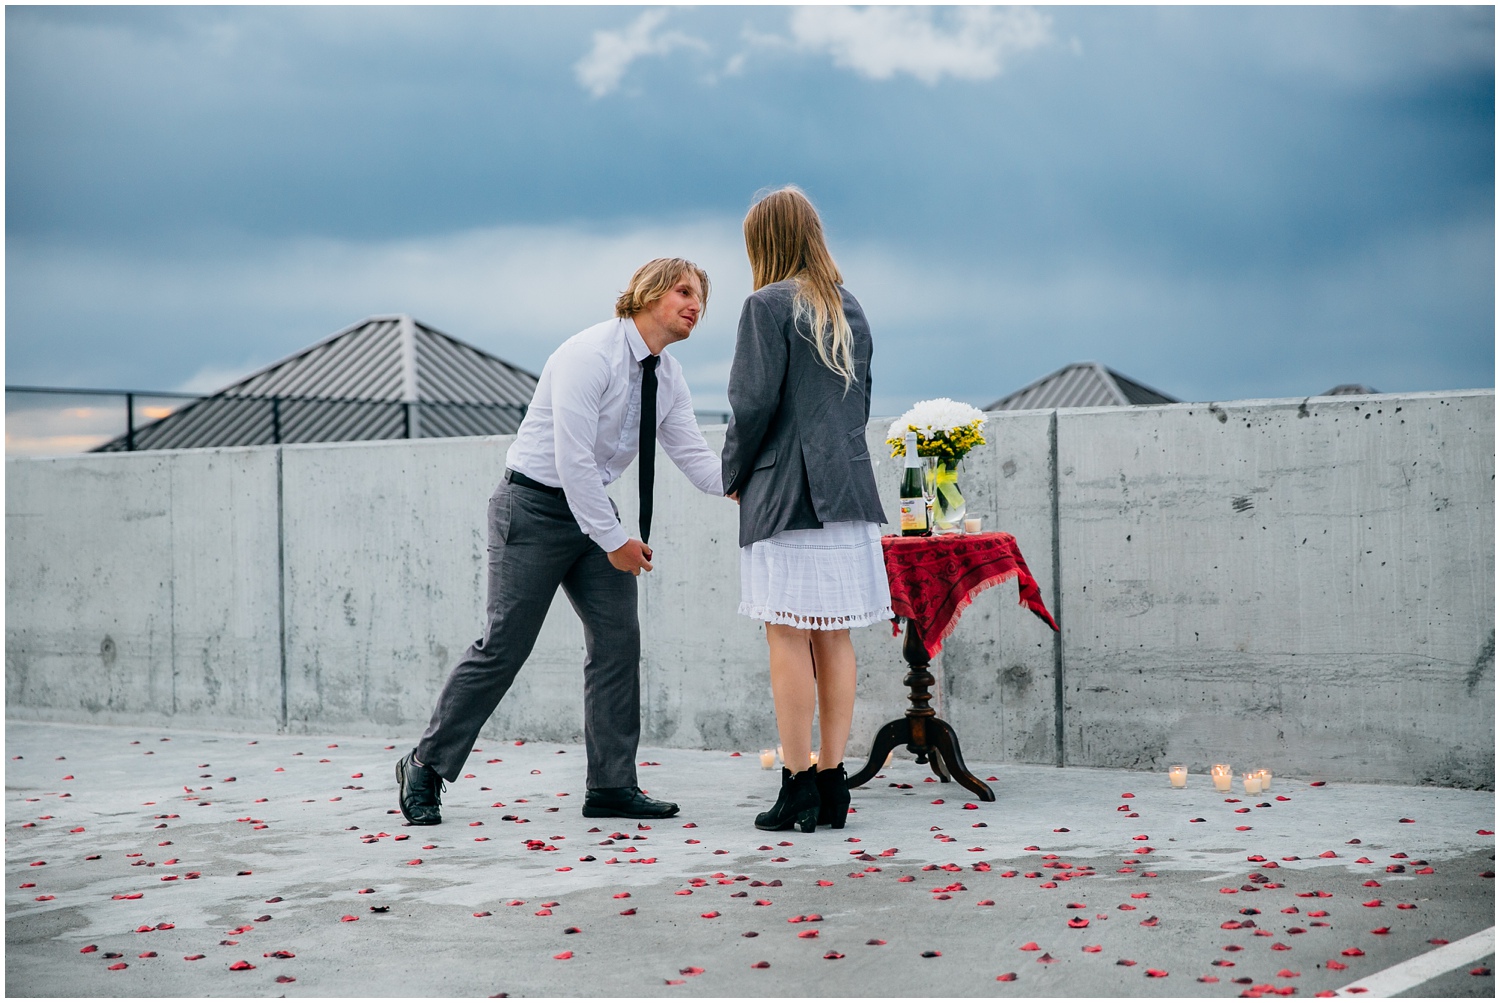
1242,772,1262,795
1256,769,1272,792
1211,763,1233,792
759,749,776,770
964,517,983,534
1168,765,1187,788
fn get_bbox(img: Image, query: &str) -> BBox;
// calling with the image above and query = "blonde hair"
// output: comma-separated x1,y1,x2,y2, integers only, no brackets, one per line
743,186,855,387
615,258,710,319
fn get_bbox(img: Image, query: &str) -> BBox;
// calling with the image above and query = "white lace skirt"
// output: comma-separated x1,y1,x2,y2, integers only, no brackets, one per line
738,520,894,630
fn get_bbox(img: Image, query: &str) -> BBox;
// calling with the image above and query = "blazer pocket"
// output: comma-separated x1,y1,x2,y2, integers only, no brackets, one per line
753,449,777,470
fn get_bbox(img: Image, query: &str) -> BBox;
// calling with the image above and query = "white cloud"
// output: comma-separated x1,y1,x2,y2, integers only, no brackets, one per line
574,8,709,98
788,5,1051,84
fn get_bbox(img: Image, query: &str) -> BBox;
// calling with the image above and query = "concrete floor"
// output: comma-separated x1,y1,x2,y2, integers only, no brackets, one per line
5,720,1495,998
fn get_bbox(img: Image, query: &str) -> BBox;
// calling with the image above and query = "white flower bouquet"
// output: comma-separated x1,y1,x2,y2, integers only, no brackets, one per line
885,397,987,461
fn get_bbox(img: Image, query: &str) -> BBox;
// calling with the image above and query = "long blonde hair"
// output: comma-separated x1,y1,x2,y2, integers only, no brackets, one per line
743,186,855,387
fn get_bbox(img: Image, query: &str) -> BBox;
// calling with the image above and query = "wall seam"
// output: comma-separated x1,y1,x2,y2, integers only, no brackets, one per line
1050,409,1065,768
276,446,289,731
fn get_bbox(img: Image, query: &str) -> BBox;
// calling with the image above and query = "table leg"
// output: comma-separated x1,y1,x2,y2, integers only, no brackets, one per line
845,719,910,791
925,717,993,802
845,618,996,802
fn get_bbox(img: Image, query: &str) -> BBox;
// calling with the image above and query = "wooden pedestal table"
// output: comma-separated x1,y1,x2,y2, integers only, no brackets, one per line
845,532,1060,802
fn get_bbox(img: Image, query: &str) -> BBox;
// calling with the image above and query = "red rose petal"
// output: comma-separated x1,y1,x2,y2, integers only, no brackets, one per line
229,960,255,971
996,972,1018,981
553,951,573,960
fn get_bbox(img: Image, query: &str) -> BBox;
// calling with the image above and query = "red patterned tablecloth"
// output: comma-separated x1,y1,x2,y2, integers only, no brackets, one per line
882,532,1059,660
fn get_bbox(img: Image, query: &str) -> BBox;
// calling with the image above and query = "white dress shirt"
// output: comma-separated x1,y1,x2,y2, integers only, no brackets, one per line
506,317,724,554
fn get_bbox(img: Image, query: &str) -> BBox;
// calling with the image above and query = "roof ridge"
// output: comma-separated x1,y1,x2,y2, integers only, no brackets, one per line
1091,362,1131,406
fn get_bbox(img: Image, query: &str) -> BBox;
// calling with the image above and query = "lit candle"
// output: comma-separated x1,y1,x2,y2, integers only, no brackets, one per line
759,749,776,770
1211,763,1233,792
1168,765,1187,788
884,750,894,767
1242,772,1262,795
964,516,983,534
809,751,819,766
1255,769,1272,792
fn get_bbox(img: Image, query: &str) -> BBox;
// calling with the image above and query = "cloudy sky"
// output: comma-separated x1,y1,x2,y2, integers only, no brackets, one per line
6,5,1494,415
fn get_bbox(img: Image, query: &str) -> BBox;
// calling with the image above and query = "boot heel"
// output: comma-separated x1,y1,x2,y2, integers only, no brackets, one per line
796,807,818,833
829,811,847,830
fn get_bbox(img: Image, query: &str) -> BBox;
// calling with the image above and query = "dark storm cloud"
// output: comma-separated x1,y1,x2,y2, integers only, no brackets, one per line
5,5,1493,409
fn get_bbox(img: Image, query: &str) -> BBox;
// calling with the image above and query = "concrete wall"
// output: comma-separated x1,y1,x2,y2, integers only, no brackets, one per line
6,390,1493,785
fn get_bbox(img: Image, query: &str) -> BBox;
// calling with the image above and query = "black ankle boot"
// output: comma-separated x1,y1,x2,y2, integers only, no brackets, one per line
755,766,821,833
815,762,850,828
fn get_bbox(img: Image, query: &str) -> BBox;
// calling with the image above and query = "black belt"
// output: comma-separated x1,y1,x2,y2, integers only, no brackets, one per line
505,468,565,498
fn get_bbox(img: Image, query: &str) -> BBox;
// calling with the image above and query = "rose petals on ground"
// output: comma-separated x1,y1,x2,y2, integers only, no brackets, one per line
751,961,770,968
996,973,1018,981
229,960,256,971
553,951,573,960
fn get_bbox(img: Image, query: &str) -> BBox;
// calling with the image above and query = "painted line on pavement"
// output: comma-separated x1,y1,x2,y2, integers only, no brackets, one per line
1336,926,1494,997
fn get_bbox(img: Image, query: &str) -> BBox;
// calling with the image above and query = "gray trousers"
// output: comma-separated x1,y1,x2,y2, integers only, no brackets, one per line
416,479,641,789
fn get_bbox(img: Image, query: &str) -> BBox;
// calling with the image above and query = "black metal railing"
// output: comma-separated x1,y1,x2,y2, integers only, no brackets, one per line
6,385,733,457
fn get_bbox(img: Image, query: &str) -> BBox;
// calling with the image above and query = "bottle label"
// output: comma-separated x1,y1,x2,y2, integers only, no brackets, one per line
900,499,927,532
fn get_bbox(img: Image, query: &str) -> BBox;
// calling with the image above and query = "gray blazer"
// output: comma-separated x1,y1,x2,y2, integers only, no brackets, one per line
722,280,888,548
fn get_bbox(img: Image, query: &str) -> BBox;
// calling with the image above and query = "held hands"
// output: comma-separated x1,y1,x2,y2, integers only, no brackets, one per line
608,538,654,576
727,491,740,505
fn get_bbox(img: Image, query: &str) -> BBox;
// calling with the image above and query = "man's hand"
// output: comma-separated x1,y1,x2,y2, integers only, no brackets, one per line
727,491,740,505
608,539,654,575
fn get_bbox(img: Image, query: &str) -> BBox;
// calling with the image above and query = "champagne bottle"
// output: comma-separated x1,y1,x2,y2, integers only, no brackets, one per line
899,431,929,536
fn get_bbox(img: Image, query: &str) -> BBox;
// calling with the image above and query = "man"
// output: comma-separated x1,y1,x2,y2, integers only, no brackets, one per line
396,258,724,823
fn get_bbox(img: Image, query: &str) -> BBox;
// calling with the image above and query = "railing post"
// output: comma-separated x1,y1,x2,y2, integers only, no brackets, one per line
125,393,135,451
271,397,282,445
403,401,412,439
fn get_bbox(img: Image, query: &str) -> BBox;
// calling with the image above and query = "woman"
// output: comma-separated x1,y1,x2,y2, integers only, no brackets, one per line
721,187,891,833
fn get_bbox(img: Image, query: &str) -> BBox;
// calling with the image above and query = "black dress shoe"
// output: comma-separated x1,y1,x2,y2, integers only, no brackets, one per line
582,786,679,819
396,751,444,825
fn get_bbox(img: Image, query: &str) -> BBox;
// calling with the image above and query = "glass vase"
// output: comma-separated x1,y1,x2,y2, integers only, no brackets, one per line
932,457,967,533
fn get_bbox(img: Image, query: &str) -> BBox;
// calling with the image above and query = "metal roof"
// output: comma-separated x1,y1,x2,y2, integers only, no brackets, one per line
985,362,1179,411
96,315,538,451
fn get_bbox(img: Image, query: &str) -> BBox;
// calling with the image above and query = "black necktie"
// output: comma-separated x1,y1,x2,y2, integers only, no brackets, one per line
639,354,660,545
